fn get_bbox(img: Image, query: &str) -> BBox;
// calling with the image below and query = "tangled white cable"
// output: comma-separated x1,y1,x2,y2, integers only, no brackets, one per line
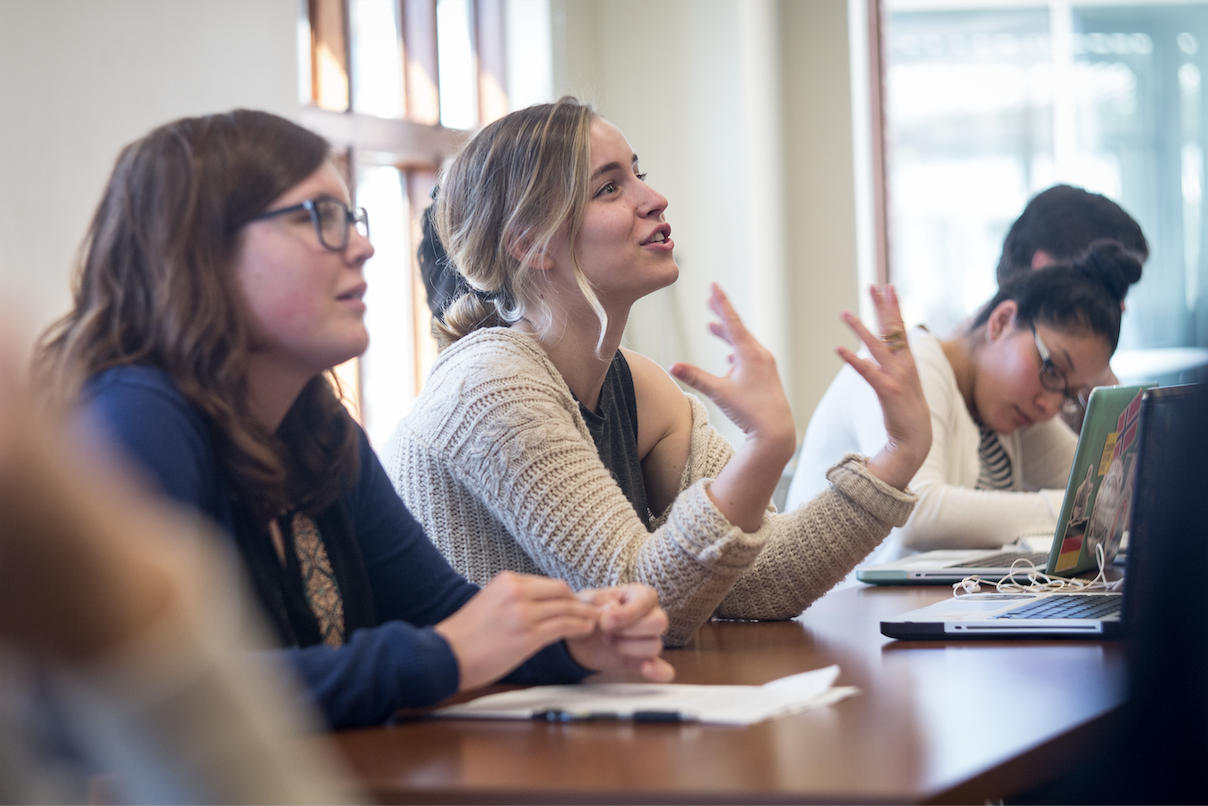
951,544,1123,599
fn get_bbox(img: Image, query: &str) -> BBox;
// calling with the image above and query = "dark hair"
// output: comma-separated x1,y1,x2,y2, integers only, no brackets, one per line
974,240,1143,352
996,185,1149,285
36,109,358,523
418,197,469,318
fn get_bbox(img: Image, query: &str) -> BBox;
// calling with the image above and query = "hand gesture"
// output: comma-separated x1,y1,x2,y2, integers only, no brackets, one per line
668,283,796,452
836,285,932,491
435,572,601,691
566,584,675,683
668,284,796,531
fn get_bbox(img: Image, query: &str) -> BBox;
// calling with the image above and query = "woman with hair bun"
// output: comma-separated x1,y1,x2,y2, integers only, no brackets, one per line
787,240,1144,557
384,97,933,645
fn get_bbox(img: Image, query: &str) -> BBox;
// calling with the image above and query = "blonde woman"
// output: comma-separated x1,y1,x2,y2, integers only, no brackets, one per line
385,97,932,644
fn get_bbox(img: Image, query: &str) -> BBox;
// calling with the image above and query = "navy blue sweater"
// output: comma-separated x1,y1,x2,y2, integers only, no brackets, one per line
82,366,587,729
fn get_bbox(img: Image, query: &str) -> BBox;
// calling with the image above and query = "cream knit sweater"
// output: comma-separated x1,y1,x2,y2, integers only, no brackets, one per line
383,328,917,645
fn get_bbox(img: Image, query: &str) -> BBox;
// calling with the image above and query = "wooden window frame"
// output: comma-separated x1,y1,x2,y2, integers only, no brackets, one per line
301,0,511,422
867,0,891,285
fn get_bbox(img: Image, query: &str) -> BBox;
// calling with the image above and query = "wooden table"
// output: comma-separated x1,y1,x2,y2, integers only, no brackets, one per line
332,584,1127,804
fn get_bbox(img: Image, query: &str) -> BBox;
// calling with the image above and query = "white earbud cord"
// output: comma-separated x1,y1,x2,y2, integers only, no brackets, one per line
952,543,1124,598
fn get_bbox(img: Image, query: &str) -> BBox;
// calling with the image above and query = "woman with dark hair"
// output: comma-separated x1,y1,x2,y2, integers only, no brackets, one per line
36,109,671,730
787,240,1143,557
384,97,932,645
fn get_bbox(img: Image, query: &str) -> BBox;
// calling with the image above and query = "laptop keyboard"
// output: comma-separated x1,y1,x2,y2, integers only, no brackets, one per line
993,594,1122,620
947,551,1050,569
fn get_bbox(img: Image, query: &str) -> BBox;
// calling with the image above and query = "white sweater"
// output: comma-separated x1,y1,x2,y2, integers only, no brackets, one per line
383,328,918,645
786,329,1075,557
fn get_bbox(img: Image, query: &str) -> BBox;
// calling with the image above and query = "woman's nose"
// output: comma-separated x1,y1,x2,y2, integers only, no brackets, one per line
347,227,375,264
639,184,668,219
1035,388,1064,420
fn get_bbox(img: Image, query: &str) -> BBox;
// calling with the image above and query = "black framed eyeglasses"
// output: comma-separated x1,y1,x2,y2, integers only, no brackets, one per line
250,195,369,252
1033,328,1072,398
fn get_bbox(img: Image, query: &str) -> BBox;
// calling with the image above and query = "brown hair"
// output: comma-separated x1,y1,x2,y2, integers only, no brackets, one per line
996,185,1149,285
432,96,609,350
36,109,358,522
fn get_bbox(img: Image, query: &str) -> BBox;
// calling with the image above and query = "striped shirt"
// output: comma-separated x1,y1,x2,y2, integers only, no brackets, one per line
975,423,1014,490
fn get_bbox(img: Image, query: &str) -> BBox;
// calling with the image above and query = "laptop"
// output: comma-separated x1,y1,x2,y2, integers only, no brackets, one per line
857,385,1148,584
880,384,1203,640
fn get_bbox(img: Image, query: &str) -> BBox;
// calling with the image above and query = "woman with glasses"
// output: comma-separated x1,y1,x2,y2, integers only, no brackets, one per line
786,240,1143,558
35,109,672,730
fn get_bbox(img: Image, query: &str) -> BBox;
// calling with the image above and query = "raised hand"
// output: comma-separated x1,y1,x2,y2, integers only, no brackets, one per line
566,584,675,683
668,283,796,450
668,284,796,531
434,571,601,691
836,285,932,491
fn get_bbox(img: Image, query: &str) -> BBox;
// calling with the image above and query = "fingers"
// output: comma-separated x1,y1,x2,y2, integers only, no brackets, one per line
606,643,675,681
520,596,600,627
870,284,904,330
597,584,662,632
837,284,914,372
839,309,890,362
640,657,677,683
868,285,908,351
836,344,891,395
703,283,759,352
578,584,669,637
707,283,741,335
488,572,599,614
490,570,575,601
668,361,724,399
524,613,599,646
480,572,602,640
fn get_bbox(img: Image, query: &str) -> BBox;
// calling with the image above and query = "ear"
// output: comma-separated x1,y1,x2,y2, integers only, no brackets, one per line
986,300,1018,342
505,234,555,271
1031,249,1057,269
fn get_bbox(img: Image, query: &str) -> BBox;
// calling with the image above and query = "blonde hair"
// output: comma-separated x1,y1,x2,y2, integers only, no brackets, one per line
432,96,609,351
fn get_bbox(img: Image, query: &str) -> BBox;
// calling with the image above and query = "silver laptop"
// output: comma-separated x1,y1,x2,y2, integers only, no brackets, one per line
880,384,1201,640
857,385,1148,584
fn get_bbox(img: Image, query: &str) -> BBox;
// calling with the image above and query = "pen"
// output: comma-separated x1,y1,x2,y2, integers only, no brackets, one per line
531,709,619,722
530,709,695,723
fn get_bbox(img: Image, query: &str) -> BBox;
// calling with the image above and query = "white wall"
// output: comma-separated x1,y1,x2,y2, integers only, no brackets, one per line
781,0,864,435
0,0,863,440
555,0,861,440
0,0,298,351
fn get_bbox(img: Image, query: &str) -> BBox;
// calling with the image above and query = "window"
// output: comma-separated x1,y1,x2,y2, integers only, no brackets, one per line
298,0,553,447
879,0,1208,365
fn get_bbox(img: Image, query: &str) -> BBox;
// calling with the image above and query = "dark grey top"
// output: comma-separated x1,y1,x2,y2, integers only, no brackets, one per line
576,351,652,529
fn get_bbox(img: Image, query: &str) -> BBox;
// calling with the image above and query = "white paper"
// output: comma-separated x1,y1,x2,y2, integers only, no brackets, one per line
433,665,858,726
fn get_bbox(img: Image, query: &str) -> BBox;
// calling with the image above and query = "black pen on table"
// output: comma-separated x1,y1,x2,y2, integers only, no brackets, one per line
531,709,695,723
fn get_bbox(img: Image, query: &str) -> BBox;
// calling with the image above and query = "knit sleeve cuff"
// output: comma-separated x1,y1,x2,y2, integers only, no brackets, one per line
666,478,769,571
825,453,918,528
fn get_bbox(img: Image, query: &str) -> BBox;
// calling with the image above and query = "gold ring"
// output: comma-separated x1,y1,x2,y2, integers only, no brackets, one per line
881,327,908,352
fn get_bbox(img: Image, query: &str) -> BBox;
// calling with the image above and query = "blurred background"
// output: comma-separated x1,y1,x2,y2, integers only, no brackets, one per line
2,0,1205,449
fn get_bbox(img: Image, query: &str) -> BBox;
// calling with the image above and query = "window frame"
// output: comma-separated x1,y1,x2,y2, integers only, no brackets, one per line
300,0,511,430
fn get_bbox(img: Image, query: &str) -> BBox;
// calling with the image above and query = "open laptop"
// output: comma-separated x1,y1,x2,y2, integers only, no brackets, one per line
879,384,1203,640
857,385,1148,584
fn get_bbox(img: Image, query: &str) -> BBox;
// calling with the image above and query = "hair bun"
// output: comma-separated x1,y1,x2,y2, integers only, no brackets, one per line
1074,239,1144,301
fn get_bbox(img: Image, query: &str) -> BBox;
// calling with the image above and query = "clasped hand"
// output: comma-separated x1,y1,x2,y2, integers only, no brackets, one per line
434,573,674,692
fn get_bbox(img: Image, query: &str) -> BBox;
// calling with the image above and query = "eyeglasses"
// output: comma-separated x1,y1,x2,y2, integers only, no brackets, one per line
250,195,369,252
1033,328,1073,398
